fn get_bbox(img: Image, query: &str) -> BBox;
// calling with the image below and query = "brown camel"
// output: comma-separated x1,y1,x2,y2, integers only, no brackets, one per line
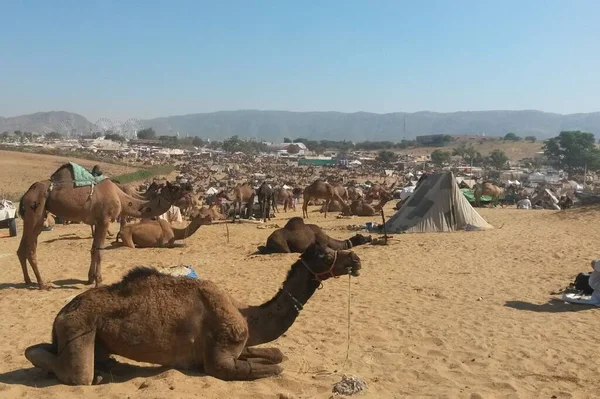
474,182,504,207
342,192,393,217
173,191,203,216
257,217,372,254
302,180,348,218
190,204,226,220
332,183,349,200
24,242,361,384
220,184,255,219
115,211,213,248
275,187,295,212
17,164,182,289
320,199,346,213
346,186,364,201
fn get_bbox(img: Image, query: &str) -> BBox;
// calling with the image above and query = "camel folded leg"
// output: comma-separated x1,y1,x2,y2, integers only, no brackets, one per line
25,329,97,385
204,346,283,381
239,347,284,364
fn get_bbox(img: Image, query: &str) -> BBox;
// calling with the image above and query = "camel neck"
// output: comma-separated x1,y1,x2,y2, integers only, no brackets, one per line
117,189,172,218
241,261,320,347
172,219,204,240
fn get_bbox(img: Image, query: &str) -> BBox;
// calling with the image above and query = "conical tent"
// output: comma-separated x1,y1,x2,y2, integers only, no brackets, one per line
384,171,493,233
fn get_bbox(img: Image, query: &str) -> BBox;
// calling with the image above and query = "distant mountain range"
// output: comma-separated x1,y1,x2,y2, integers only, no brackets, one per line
3,110,600,141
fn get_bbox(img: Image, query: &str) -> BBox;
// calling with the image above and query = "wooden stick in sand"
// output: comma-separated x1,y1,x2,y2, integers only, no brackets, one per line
380,208,388,245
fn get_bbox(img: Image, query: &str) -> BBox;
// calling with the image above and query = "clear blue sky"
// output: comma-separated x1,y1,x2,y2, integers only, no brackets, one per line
1,0,598,121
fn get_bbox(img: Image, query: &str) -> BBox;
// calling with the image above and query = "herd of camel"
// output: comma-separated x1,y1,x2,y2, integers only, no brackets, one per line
15,163,377,385
14,162,510,386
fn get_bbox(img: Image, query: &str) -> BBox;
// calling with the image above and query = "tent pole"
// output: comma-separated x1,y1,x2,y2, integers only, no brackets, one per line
380,208,388,244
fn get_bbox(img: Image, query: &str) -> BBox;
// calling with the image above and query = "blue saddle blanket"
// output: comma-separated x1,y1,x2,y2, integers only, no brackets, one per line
69,162,107,187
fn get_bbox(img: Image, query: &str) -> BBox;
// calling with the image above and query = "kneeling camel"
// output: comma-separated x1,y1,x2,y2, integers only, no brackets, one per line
115,211,213,248
24,242,361,384
258,217,372,254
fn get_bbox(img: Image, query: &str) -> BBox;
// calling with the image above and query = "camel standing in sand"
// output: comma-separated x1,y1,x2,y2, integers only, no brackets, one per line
116,212,212,248
474,182,504,207
302,180,348,218
274,187,295,212
220,184,255,219
173,191,203,216
256,182,273,222
257,217,372,253
24,242,361,384
17,164,182,289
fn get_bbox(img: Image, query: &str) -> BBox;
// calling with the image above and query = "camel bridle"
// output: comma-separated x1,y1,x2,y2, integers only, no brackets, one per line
301,250,340,283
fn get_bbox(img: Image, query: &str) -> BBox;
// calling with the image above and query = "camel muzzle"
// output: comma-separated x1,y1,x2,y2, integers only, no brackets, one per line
349,253,361,277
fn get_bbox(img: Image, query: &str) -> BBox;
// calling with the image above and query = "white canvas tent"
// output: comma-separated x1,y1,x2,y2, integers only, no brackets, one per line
384,171,493,233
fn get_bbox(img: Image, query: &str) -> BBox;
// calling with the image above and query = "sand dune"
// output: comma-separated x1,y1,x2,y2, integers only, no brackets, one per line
2,203,600,398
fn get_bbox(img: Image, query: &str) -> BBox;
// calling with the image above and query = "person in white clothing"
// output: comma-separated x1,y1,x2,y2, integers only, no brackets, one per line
588,260,600,304
516,196,532,209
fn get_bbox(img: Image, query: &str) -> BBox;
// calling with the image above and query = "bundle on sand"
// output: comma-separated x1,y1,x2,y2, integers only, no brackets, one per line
155,265,199,279
332,375,368,396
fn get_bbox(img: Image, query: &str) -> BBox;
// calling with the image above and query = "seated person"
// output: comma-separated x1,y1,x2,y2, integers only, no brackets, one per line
589,260,600,303
516,196,532,209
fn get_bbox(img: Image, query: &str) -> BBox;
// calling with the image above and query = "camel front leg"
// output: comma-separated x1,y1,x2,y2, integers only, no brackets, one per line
239,347,284,364
204,345,283,381
324,200,330,218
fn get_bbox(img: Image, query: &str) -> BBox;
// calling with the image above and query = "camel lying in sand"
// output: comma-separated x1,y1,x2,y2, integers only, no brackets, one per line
257,217,372,254
115,211,212,248
342,193,393,217
24,242,361,384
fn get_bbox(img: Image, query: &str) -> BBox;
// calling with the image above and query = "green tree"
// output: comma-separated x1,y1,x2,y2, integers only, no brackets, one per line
504,133,521,141
0,131,9,140
525,135,536,143
104,133,125,142
376,150,397,164
430,149,452,166
452,142,468,160
45,131,63,140
192,136,205,147
543,131,600,173
137,128,157,140
283,137,292,143
488,149,509,170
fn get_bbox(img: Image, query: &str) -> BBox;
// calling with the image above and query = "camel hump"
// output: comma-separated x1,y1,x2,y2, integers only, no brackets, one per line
284,217,305,229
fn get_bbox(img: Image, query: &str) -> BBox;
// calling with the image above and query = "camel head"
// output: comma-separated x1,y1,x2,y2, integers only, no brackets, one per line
152,182,184,202
300,242,362,279
192,210,213,226
349,233,372,247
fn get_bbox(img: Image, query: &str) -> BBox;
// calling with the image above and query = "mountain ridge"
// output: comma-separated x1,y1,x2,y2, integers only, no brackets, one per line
2,110,600,141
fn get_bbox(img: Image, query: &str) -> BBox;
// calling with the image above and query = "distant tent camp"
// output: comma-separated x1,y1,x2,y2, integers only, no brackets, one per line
384,171,493,233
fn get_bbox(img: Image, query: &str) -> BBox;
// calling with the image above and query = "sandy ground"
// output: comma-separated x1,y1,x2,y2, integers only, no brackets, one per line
2,198,600,398
0,150,134,197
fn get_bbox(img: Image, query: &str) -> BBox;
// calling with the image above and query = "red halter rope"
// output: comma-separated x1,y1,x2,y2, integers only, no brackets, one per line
301,250,339,283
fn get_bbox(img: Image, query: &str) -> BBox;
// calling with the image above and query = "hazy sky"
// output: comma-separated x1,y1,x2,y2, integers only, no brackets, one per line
1,0,598,121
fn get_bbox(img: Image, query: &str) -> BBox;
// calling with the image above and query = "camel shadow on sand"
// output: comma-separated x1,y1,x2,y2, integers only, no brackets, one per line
504,299,598,313
0,279,85,291
0,361,203,388
42,234,89,244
